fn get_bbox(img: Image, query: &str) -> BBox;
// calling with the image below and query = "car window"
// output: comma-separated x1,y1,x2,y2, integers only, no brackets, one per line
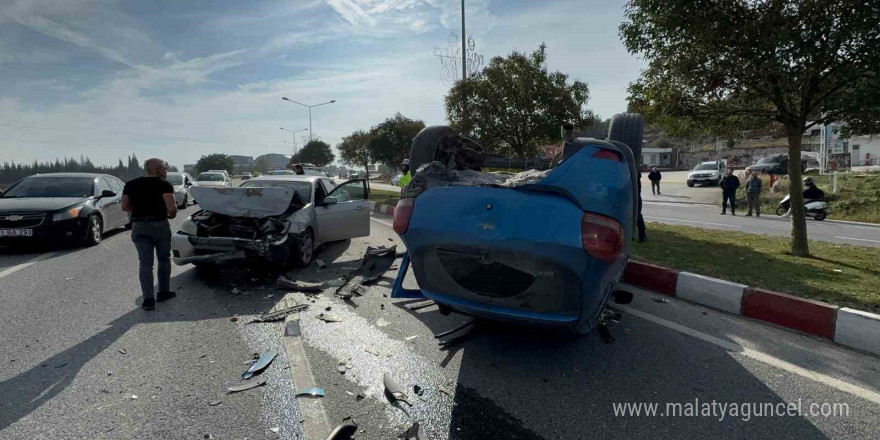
328,180,366,202
321,179,336,193
197,173,224,181
693,163,716,171
165,174,184,185
239,180,313,204
108,177,124,193
96,177,113,195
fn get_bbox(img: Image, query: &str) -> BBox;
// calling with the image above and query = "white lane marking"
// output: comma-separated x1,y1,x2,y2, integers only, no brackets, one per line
618,304,880,405
834,236,880,244
0,251,58,280
370,217,393,228
645,216,742,228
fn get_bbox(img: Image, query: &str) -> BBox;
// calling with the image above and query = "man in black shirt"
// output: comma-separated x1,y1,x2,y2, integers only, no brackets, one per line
122,158,178,310
648,167,662,195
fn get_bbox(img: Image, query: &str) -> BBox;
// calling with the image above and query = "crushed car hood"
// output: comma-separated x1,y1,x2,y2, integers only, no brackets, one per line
191,186,297,217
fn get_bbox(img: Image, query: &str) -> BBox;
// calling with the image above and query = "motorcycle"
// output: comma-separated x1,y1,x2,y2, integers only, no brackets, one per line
775,194,829,221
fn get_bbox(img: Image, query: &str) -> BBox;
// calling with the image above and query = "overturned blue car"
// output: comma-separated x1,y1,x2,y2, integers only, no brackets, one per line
391,114,643,334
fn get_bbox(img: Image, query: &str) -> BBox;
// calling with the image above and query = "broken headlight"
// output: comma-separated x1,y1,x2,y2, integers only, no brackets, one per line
178,217,198,236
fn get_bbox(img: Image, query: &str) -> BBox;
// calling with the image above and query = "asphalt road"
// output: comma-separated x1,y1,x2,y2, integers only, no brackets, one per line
2,209,879,440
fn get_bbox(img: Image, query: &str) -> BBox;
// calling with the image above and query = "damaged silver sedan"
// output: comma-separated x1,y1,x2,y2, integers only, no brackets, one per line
171,175,370,267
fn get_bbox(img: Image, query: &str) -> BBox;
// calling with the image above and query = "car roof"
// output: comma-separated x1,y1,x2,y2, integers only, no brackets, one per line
198,171,224,175
247,175,320,183
30,172,105,179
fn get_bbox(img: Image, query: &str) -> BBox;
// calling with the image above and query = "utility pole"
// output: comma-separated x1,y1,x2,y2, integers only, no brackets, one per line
461,0,467,83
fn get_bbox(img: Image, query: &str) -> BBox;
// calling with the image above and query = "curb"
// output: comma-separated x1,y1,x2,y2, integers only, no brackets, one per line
621,260,880,356
825,219,880,228
369,202,395,216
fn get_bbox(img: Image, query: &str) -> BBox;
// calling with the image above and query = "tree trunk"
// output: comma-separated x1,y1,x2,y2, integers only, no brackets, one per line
785,127,809,257
363,161,370,181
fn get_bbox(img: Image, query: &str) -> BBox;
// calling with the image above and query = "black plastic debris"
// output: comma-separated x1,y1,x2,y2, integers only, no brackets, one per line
354,246,397,284
251,304,309,323
315,259,327,269
242,351,277,379
413,385,423,396
397,422,424,440
653,297,670,304
325,424,357,440
227,379,267,393
383,373,412,406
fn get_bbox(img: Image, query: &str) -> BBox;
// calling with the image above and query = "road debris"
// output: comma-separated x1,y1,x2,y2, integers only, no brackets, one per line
337,362,347,374
405,335,418,341
413,385,423,396
250,304,309,323
227,379,267,393
118,349,127,355
284,319,301,337
376,317,390,327
383,373,412,406
326,424,357,440
315,259,327,269
130,394,138,400
365,347,380,356
230,315,239,322
242,351,277,380
356,393,365,402
276,277,324,292
296,387,325,398
270,427,280,434
405,301,436,311
334,246,398,298
208,399,222,406
318,312,343,323
653,297,671,304
397,422,424,439
231,288,241,295
438,386,453,396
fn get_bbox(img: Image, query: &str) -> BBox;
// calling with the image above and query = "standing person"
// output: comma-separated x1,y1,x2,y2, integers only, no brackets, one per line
648,167,662,195
745,171,763,217
122,158,178,311
720,169,740,215
397,159,412,188
293,164,305,175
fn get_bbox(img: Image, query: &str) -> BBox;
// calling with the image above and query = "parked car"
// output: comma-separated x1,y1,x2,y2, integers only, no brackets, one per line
166,172,195,209
208,169,230,180
391,115,641,334
745,153,808,175
240,172,253,180
171,175,370,268
195,172,230,187
686,160,727,187
0,173,131,247
267,170,295,176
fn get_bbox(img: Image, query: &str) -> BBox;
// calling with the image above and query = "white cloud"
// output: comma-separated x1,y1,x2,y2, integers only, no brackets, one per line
325,0,377,26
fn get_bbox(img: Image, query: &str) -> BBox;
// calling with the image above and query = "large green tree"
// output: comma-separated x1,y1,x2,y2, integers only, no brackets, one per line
620,0,880,257
296,140,335,167
368,113,426,167
338,130,373,180
445,44,593,157
195,154,234,174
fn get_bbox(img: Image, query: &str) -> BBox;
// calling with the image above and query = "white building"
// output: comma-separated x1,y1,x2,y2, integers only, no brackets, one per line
641,147,672,167
850,135,880,166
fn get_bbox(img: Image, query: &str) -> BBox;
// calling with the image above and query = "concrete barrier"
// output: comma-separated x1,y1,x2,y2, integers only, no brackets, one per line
834,308,880,355
676,272,746,315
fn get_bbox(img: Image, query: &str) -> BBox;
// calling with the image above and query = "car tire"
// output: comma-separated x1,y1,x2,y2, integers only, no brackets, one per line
775,206,787,216
292,229,314,268
687,181,695,187
814,210,827,221
607,113,645,166
85,215,102,246
409,125,457,174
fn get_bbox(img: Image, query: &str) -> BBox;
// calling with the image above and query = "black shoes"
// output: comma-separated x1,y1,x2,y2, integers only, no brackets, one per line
156,291,177,302
142,298,156,311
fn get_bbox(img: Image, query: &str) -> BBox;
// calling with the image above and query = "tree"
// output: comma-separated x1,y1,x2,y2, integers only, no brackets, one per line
297,140,335,167
445,43,593,157
620,0,880,257
369,113,426,167
338,130,373,180
195,154,234,174
254,155,273,173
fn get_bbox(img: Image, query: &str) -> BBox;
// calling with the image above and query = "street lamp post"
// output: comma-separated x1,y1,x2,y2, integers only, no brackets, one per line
281,97,336,142
280,127,308,156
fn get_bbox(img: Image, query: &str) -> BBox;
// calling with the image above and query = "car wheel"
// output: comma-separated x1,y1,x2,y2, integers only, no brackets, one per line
409,125,457,174
607,113,645,165
814,210,827,221
687,181,695,187
775,206,787,216
86,215,102,246
292,229,314,268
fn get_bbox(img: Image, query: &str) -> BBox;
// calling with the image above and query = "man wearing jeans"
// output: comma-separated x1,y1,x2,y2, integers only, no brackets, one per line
122,158,178,310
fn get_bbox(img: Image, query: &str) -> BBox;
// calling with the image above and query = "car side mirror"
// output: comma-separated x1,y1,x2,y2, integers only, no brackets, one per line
322,196,338,206
100,190,116,198
186,182,193,187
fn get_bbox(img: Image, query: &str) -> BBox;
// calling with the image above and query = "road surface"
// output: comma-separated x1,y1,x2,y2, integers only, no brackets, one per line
1,209,878,439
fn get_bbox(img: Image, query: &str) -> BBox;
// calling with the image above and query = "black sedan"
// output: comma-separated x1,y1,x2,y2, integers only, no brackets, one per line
0,173,131,247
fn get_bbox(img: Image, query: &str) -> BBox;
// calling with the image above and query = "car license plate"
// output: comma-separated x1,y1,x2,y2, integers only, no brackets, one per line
0,229,33,237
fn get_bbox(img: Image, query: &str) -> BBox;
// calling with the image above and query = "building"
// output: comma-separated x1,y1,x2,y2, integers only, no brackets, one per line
851,135,880,166
183,164,197,174
254,154,290,171
642,147,672,167
230,155,254,166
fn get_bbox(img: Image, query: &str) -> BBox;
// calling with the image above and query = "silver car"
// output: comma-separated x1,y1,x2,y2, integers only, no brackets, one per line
171,175,370,267
166,172,195,208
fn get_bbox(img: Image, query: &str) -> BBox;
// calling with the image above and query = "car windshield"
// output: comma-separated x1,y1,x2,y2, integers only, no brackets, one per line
197,173,224,181
758,156,782,164
166,174,183,185
694,163,717,171
239,180,312,203
2,177,94,198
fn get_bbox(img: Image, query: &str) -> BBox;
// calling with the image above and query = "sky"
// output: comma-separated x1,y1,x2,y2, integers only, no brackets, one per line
0,0,645,168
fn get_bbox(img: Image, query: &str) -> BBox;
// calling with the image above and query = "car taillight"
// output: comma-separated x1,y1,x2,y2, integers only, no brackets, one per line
593,149,622,161
393,198,415,234
581,212,624,261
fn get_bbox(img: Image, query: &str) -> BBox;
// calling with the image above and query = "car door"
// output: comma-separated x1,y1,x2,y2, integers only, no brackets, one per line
314,179,370,243
108,177,130,225
95,177,121,229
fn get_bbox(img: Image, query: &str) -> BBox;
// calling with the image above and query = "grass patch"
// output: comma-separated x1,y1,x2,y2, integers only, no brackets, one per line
369,188,399,207
739,172,880,223
631,223,880,312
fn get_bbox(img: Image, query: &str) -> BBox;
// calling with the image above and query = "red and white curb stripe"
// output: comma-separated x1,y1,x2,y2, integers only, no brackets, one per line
369,202,395,216
623,261,880,356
